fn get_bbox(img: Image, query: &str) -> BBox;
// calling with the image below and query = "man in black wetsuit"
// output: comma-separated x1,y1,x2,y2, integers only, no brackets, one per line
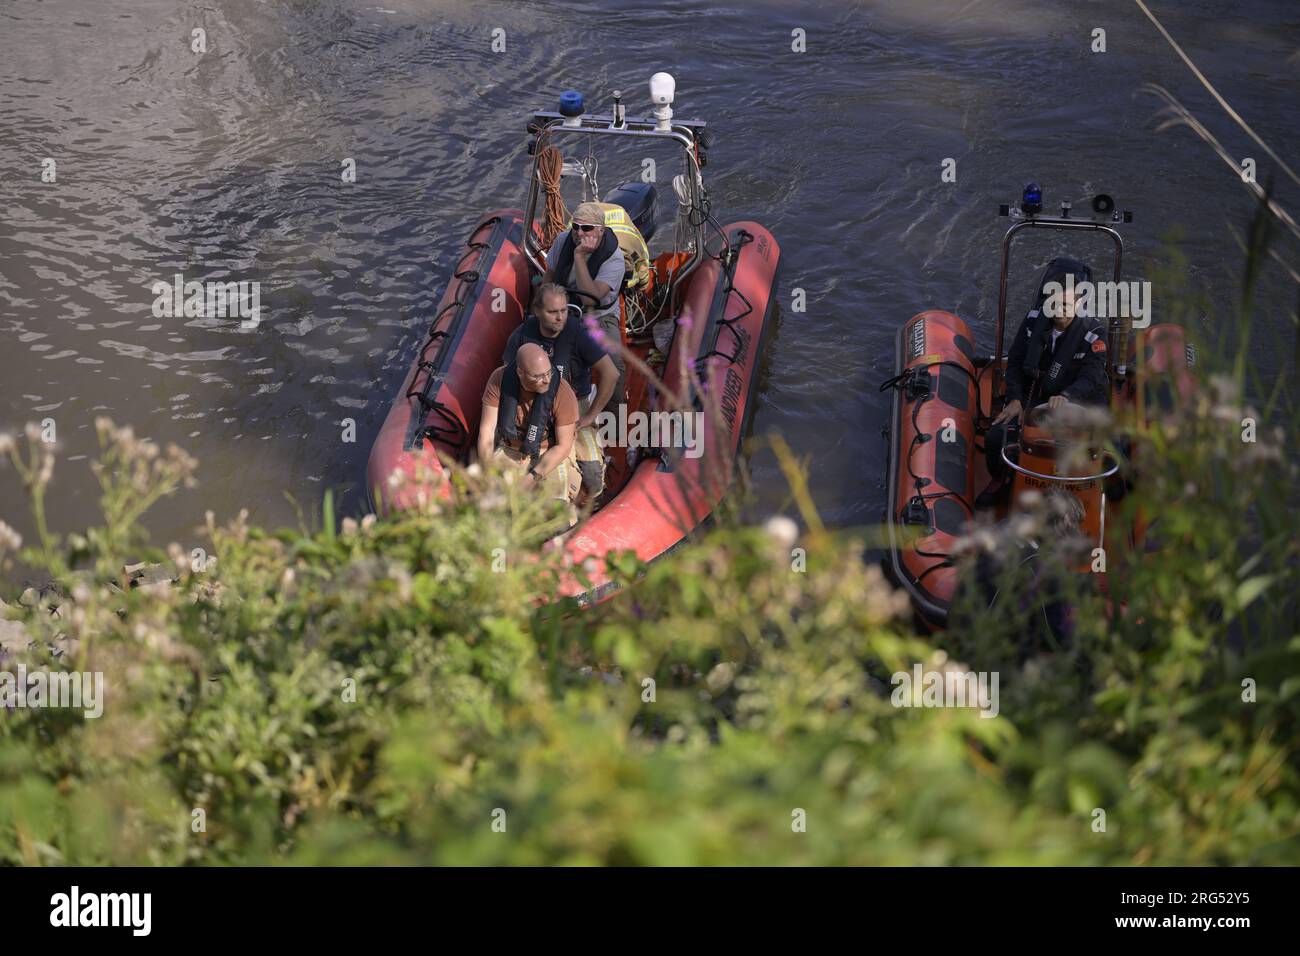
978,260,1110,508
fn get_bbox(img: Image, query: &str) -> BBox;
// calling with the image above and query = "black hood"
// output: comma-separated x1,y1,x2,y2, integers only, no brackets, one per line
1030,256,1093,312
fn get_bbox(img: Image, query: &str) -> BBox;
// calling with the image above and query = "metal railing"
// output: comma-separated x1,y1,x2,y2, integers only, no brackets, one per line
993,215,1125,399
521,112,708,308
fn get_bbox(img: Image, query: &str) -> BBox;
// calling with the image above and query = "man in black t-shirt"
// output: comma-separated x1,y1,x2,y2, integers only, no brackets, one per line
503,282,618,498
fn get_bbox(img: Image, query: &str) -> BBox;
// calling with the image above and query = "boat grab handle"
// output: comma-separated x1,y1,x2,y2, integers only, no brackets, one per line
999,444,1120,484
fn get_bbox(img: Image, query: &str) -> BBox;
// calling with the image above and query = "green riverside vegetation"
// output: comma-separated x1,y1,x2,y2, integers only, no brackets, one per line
1,236,1297,865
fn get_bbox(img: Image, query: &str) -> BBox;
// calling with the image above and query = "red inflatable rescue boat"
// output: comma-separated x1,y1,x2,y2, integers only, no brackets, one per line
367,75,780,604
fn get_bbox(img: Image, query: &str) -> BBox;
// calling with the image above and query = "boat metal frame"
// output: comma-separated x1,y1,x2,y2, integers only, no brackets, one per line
993,208,1127,400
990,199,1132,486
521,110,709,308
999,444,1121,483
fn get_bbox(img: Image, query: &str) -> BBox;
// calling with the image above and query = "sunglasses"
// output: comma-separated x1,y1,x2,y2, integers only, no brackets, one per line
572,222,600,232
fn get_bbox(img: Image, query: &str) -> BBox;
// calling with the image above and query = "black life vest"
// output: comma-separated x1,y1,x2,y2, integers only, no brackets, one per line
1020,310,1103,399
506,315,582,388
496,362,560,458
551,227,618,303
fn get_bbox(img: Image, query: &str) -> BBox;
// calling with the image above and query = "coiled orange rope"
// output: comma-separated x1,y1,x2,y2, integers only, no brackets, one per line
536,141,569,249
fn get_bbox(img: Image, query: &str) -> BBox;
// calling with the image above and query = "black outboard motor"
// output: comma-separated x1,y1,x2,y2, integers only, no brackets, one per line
603,182,658,242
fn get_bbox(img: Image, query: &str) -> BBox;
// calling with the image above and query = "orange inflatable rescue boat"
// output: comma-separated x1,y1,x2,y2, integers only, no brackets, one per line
883,184,1194,629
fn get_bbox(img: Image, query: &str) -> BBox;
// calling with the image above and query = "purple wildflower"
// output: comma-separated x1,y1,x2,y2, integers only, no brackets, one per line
582,313,607,347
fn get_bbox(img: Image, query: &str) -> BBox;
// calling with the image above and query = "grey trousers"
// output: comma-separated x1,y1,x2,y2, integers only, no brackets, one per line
592,308,626,415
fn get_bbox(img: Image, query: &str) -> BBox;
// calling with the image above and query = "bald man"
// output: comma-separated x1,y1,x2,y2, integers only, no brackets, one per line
478,342,581,515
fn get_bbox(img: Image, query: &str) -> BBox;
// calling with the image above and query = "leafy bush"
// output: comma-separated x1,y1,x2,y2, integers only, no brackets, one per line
2,230,1298,865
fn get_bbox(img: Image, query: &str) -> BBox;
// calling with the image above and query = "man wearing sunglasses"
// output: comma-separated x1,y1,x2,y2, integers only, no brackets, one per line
542,201,627,414
543,202,626,320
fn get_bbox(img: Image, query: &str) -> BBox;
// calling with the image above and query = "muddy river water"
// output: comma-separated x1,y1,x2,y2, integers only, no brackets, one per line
2,0,1297,580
